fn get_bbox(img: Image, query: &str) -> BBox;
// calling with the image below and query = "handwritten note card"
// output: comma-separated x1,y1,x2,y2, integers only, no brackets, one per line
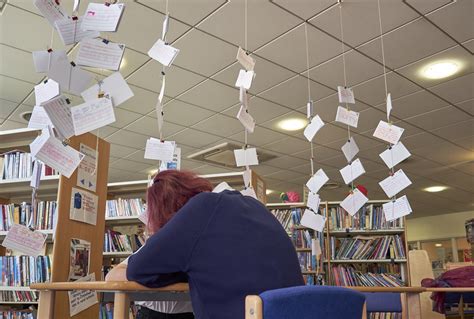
33,0,68,27
81,3,125,32
340,188,369,216
379,142,411,169
341,137,359,162
70,187,98,225
340,158,365,185
76,38,125,71
55,17,100,45
28,106,54,129
71,97,116,135
34,79,60,105
335,106,359,128
306,192,320,212
234,148,259,167
383,195,412,222
306,168,329,194
2,224,47,256
148,39,180,67
237,105,256,133
41,95,75,139
379,169,412,198
304,115,324,142
301,209,326,232
68,273,98,316
81,72,133,107
144,138,175,162
47,55,93,95
33,50,67,73
373,120,404,145
236,47,255,71
235,70,255,90
337,86,355,104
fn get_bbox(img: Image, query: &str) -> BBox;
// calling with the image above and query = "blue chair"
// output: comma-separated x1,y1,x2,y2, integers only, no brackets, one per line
246,286,367,319
363,292,405,318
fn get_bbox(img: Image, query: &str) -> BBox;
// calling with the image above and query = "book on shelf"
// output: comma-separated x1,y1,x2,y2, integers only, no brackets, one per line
0,311,35,318
331,265,404,287
328,204,404,231
106,198,145,218
369,314,402,319
0,202,57,231
330,235,406,261
104,229,145,253
0,151,58,181
0,256,51,287
0,290,38,303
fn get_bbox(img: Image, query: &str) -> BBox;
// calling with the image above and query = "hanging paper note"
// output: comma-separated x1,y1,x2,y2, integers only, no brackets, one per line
77,144,97,192
234,148,259,167
340,188,369,216
341,137,359,162
32,50,67,73
306,192,320,212
71,97,116,135
243,169,252,188
235,70,255,90
335,106,359,128
148,39,180,67
30,160,43,189
156,75,166,132
73,0,80,13
386,93,392,122
339,158,365,185
301,209,326,232
161,14,169,40
312,239,322,259
236,47,255,71
306,168,329,194
379,169,412,198
81,72,134,107
213,181,233,193
81,3,125,32
237,105,256,133
68,273,98,316
159,147,181,171
383,195,412,222
379,142,411,169
303,115,324,142
70,187,98,225
337,86,355,104
241,187,257,199
239,87,249,109
76,38,125,71
144,138,175,162
33,0,68,27
28,106,54,129
306,100,313,119
34,79,60,105
373,120,404,145
48,57,93,95
1,224,47,256
55,17,100,45
41,95,75,139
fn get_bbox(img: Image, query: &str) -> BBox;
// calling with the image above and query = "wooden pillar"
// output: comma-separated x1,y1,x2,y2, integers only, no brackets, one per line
113,292,130,319
406,292,422,319
37,290,56,319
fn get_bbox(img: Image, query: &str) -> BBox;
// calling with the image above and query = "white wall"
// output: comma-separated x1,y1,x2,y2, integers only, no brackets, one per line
406,210,473,241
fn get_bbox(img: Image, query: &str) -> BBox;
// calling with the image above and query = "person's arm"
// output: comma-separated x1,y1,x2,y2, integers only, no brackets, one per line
105,263,127,281
126,192,219,288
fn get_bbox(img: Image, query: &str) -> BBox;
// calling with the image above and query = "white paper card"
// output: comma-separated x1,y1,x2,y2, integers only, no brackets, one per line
306,168,329,194
312,239,322,258
148,39,180,67
243,169,251,188
55,17,100,45
161,14,169,40
76,38,125,71
71,97,115,135
1,224,47,256
239,87,248,109
241,187,257,199
213,182,233,193
41,95,75,139
306,101,313,119
70,187,98,225
335,106,359,128
386,93,392,122
340,158,366,185
77,144,97,192
159,147,181,171
28,106,54,129
144,138,175,162
306,192,320,212
301,209,326,232
235,70,255,90
234,148,259,167
383,195,412,222
379,169,412,198
68,273,98,316
237,105,256,133
373,120,405,145
48,56,93,95
34,79,60,105
73,0,80,13
33,50,67,73
304,115,325,142
236,47,255,71
81,3,125,32
340,188,369,216
341,137,359,162
81,72,134,107
33,0,68,27
379,142,411,169
337,86,355,104
30,160,43,189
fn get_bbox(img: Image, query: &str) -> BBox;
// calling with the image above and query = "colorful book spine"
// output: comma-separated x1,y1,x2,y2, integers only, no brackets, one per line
105,198,145,218
0,202,57,231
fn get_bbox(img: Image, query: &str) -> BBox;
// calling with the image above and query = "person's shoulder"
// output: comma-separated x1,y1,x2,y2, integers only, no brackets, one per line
185,191,222,208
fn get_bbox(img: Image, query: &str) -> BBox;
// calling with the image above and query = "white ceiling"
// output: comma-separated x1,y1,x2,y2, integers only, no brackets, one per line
0,0,473,217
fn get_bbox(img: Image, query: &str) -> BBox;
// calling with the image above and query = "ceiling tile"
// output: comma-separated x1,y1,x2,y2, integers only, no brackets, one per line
429,73,474,104
0,75,33,103
411,141,474,166
169,128,222,148
0,99,19,121
156,99,215,127
178,79,238,112
228,126,287,147
110,158,152,172
463,39,474,54
452,136,474,151
222,97,290,125
430,119,474,143
264,170,306,182
108,168,141,183
125,116,185,139
405,105,468,131
263,136,311,155
264,156,308,170
2,103,32,125
386,90,448,119
456,99,474,116
112,107,144,128
404,0,452,14
0,45,43,84
110,143,140,158
270,0,337,20
192,113,244,137
116,85,158,115
105,129,149,148
0,119,27,131
426,0,473,43
400,132,445,150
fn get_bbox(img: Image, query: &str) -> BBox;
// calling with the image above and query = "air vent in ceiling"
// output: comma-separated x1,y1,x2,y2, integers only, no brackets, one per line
187,142,276,168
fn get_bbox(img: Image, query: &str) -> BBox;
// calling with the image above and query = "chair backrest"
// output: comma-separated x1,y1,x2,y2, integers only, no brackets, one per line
363,292,405,318
248,285,366,319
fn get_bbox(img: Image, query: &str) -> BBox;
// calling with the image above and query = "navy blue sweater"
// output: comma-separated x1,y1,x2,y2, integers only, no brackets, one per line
127,190,304,319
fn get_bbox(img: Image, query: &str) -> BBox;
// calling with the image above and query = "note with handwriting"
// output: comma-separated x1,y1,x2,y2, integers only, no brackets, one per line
306,192,320,212
373,120,404,145
28,106,54,129
33,0,68,27
76,38,125,71
148,39,180,67
81,3,125,32
337,86,355,104
237,105,256,133
379,142,411,169
48,56,93,95
2,224,47,256
386,93,392,122
41,95,75,139
71,97,116,135
301,209,326,232
236,47,255,71
304,115,324,142
68,273,98,316
81,72,133,107
235,70,255,90
340,188,368,216
34,79,60,105
144,138,175,162
213,182,233,193
340,158,365,184
379,169,412,198
306,168,329,194
234,148,259,167
33,50,67,73
341,137,359,162
383,195,412,222
55,17,100,45
335,106,359,128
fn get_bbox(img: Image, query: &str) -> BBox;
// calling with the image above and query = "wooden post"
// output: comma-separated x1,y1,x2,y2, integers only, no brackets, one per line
113,292,130,319
245,295,263,319
406,292,422,319
37,290,56,319
361,302,367,319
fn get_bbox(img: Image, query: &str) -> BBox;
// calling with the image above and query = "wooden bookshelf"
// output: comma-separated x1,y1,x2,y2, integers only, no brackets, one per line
0,128,41,154
102,251,132,258
328,229,405,236
0,286,35,292
105,216,142,226
328,259,408,263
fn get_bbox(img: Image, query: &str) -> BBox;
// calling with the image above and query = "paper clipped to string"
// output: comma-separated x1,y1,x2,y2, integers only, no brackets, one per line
306,168,329,194
301,209,326,232
55,16,100,45
144,138,175,162
339,158,366,185
236,47,255,71
34,79,60,105
340,188,369,216
1,224,47,256
81,72,134,107
341,137,359,162
383,195,412,222
33,0,68,27
373,120,404,145
41,95,75,139
28,106,54,129
243,169,252,188
306,101,314,119
32,50,67,73
379,142,411,169
239,87,249,109
81,3,125,32
47,55,93,95
379,169,412,198
235,70,255,90
304,115,324,142
306,192,320,212
237,106,256,133
156,75,166,132
71,97,116,135
386,93,392,122
76,38,125,71
335,106,359,128
148,39,180,67
234,148,259,167
337,86,355,104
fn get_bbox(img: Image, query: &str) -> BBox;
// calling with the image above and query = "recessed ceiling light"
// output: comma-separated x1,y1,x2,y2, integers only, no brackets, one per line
435,243,442,247
277,118,307,131
423,186,448,193
422,61,459,79
266,189,274,195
